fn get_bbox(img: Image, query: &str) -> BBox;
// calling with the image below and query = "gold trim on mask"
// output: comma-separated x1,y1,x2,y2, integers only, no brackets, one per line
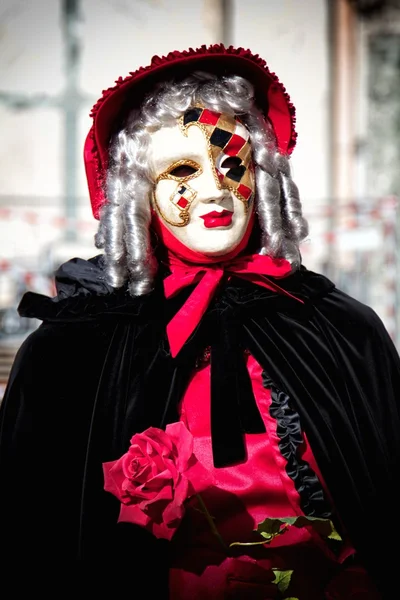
152,189,191,227
178,110,253,213
153,160,201,227
156,159,202,182
178,114,221,190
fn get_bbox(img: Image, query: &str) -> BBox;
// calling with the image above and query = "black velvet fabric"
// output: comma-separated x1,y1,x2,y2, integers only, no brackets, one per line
210,308,266,468
1,254,399,596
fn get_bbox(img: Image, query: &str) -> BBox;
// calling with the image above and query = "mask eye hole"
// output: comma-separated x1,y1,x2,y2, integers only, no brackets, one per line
221,156,242,169
169,164,198,178
220,156,246,182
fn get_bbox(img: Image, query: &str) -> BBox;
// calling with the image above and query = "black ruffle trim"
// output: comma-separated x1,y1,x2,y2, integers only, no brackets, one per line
264,372,332,518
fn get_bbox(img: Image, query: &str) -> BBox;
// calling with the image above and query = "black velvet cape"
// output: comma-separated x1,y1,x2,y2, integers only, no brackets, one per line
1,255,399,596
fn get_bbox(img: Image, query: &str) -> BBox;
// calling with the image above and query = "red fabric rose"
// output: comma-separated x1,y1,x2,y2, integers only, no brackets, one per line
103,421,213,540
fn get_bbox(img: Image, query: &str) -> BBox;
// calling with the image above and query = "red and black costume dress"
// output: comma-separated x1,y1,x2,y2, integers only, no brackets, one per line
1,45,399,598
1,253,398,597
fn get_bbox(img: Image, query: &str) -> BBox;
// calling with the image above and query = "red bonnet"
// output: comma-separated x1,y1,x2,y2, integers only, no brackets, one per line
84,44,297,219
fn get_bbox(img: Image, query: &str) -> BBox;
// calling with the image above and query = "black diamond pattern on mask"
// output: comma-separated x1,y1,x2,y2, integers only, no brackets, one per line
183,107,203,125
210,128,232,148
226,165,246,182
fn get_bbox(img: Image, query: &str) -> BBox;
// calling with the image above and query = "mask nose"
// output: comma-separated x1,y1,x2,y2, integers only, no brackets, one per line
197,162,226,204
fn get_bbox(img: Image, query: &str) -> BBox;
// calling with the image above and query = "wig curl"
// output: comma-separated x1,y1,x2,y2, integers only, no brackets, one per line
95,72,309,295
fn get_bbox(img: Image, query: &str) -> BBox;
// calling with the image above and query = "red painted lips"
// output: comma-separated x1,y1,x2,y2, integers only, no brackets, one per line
200,209,233,228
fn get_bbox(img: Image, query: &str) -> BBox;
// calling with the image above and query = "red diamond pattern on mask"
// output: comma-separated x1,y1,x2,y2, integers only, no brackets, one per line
237,183,252,201
198,109,220,126
171,184,196,210
177,197,189,208
224,133,247,156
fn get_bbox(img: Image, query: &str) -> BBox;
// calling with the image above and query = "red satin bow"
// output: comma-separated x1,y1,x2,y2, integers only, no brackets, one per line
164,253,300,357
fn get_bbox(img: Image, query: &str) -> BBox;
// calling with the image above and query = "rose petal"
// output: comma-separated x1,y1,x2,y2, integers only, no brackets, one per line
121,453,152,483
128,441,146,458
118,503,150,527
132,460,153,483
129,428,173,460
141,427,175,452
162,476,189,524
103,460,124,500
151,519,180,541
142,498,170,521
158,458,179,483
103,421,211,543
122,479,150,502
162,501,185,528
166,421,194,469
150,453,168,474
144,468,176,490
138,482,173,508
171,474,189,508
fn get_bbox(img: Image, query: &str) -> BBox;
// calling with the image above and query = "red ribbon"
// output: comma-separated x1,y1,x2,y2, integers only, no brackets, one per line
164,253,299,357
152,211,302,357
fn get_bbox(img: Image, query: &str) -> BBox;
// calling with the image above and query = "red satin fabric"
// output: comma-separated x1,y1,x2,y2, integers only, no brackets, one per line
169,353,379,599
152,214,297,357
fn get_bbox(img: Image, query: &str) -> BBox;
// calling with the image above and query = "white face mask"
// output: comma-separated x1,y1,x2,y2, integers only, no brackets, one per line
150,107,255,256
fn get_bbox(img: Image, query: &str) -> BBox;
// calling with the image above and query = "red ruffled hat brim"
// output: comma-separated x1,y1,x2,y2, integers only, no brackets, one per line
84,44,297,219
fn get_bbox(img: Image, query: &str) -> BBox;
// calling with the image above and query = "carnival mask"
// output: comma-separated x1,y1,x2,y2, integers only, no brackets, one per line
151,107,255,256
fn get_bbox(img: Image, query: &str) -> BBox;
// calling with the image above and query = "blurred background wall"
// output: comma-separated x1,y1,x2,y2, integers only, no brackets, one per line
1,0,400,394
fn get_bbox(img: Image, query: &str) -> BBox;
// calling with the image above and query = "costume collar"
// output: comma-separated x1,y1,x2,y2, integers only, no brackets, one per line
152,213,301,357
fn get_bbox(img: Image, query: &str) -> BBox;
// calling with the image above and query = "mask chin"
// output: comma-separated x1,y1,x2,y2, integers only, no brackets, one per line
151,206,256,265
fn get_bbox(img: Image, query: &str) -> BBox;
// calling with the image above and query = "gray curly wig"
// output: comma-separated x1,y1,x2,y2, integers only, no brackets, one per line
95,72,309,296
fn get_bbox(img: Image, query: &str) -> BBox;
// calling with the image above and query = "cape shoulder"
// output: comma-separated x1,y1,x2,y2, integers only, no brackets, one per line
17,254,152,323
14,255,397,358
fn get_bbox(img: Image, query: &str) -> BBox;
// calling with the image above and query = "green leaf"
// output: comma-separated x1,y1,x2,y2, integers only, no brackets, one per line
291,516,342,541
272,569,293,593
326,524,342,542
256,518,288,541
256,516,342,542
